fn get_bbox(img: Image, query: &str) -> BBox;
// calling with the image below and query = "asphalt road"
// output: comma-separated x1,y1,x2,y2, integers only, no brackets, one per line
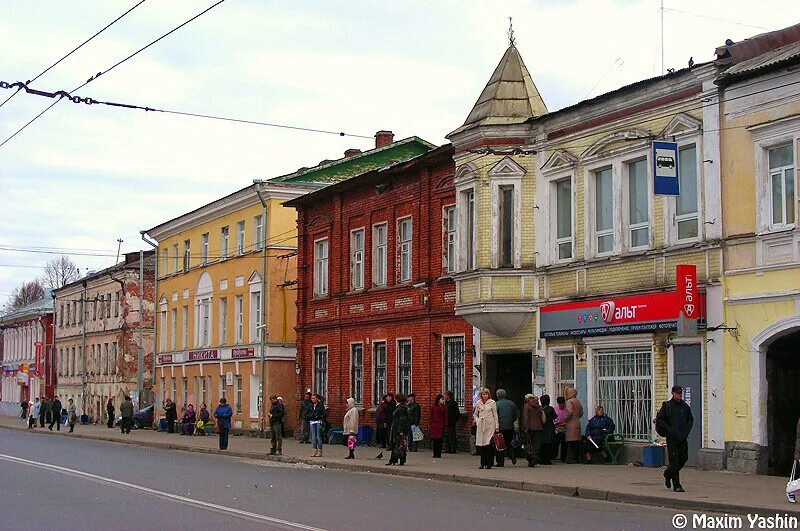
0,428,682,530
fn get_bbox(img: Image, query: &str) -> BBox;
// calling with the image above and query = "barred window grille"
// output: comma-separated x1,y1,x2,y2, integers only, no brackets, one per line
313,346,328,397
555,352,575,397
398,340,412,395
351,344,363,406
373,342,386,406
595,348,652,441
444,336,465,407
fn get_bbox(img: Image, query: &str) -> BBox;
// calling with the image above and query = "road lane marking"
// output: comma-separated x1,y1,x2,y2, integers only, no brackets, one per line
0,453,326,531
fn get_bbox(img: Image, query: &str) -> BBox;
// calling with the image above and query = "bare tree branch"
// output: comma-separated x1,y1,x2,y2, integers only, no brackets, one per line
41,255,80,289
4,280,45,312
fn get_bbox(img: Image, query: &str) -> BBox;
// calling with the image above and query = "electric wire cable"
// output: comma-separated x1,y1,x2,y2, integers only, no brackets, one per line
0,0,147,111
0,0,227,149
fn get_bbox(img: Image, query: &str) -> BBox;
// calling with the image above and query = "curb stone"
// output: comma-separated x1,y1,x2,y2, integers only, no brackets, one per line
3,424,800,518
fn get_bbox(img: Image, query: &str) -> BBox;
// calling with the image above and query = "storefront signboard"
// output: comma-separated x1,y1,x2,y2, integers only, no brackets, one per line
187,349,219,361
231,347,255,359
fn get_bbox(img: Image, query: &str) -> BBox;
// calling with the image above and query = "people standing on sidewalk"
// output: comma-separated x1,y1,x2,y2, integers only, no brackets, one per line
375,396,386,449
445,390,460,453
387,394,411,466
430,394,447,458
277,396,286,437
197,403,210,435
343,397,359,460
407,393,421,452
39,396,49,427
656,385,693,493
49,395,62,431
494,389,518,467
20,400,28,421
554,396,568,462
585,406,615,464
181,404,196,436
308,393,326,457
214,397,233,450
474,388,499,470
538,395,556,465
522,394,544,467
383,393,396,452
564,388,583,464
29,398,40,429
67,399,77,433
106,398,115,429
164,398,177,434
268,395,285,455
120,395,134,434
299,391,312,444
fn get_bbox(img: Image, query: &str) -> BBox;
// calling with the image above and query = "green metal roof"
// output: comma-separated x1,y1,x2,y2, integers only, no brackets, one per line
0,290,54,323
268,136,435,186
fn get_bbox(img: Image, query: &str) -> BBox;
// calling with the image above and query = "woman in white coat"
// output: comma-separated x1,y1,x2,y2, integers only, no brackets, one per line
473,387,499,469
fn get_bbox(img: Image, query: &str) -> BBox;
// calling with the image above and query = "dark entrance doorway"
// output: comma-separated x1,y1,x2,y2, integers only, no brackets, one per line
672,344,703,466
484,352,532,410
766,330,800,476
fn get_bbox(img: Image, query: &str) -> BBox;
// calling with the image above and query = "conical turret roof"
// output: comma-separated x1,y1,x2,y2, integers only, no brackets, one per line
449,45,548,137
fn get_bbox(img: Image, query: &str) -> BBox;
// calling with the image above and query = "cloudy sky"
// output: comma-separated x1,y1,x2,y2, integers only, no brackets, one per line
1,0,798,303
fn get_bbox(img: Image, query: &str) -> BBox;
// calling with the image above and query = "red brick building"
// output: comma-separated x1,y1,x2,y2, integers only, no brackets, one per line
287,144,474,438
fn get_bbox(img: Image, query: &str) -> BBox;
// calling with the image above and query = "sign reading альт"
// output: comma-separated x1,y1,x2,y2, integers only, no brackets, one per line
676,264,698,337
653,141,680,196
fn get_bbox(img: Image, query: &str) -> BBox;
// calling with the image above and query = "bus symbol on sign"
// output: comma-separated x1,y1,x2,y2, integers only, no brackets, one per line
656,155,675,169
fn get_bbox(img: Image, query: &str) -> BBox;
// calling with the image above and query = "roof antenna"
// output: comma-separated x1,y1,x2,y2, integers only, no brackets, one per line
508,16,516,47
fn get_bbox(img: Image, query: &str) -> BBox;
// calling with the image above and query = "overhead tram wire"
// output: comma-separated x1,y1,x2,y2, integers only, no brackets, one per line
0,0,227,150
0,0,147,112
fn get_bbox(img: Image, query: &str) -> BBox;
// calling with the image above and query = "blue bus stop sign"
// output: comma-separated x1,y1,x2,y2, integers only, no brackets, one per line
653,141,679,196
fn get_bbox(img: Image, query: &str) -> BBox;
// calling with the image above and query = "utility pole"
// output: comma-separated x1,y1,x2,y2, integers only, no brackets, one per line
253,180,268,438
660,0,665,75
138,249,144,409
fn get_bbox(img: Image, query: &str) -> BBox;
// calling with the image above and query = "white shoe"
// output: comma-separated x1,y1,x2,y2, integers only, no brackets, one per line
787,491,796,503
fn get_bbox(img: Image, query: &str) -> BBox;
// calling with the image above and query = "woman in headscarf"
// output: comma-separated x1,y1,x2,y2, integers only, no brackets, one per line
539,394,557,465
564,388,584,464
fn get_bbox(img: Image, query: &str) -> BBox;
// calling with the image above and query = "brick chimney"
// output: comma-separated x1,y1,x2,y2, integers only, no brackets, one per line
344,148,362,158
374,130,394,149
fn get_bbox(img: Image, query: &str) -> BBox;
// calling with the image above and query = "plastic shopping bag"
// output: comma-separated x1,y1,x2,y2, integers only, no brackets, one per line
787,460,799,503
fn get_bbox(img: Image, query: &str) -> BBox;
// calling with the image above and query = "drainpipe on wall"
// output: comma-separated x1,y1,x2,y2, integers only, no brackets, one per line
253,180,268,438
141,232,158,411
81,281,87,415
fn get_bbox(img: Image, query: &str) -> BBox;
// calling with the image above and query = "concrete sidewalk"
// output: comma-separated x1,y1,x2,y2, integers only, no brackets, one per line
2,415,797,517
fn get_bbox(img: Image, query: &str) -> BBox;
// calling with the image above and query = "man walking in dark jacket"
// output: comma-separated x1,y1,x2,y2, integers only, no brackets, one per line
119,395,134,434
164,398,177,434
49,396,63,431
268,394,285,455
656,385,694,492
39,397,49,427
299,392,312,443
445,391,460,453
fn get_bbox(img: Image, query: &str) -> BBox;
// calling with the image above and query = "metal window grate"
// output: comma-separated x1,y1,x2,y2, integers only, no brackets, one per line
313,346,328,397
444,337,465,407
398,340,412,395
351,344,363,406
554,352,575,398
595,348,652,441
373,342,386,406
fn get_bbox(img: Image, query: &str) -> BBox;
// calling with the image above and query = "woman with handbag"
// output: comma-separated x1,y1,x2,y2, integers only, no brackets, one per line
430,395,447,459
214,398,233,450
343,397,359,460
67,399,78,433
473,387,499,470
523,394,544,467
387,394,411,466
539,395,557,465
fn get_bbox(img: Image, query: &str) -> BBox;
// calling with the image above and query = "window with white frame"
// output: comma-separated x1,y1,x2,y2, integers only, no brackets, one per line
198,299,211,346
183,240,191,272
172,244,179,273
111,342,117,374
234,296,243,344
350,229,364,291
398,218,412,282
159,303,167,352
236,221,245,254
397,339,412,395
351,343,363,406
235,375,243,414
249,290,262,342
373,224,387,286
498,185,515,267
595,348,652,441
627,159,649,249
161,249,168,277
313,239,329,296
170,308,177,350
444,206,456,273
254,215,264,251
676,145,699,240
313,346,328,396
554,178,573,261
220,226,229,259
201,233,209,265
181,377,187,405
444,336,465,407
219,297,228,345
181,306,188,349
594,167,614,254
554,352,575,397
460,189,475,270
768,143,795,228
373,341,386,406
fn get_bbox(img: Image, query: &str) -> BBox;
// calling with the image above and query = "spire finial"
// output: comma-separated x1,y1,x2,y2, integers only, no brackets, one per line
507,17,515,47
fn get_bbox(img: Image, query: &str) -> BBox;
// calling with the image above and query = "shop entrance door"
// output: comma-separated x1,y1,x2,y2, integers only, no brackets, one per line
766,330,800,476
673,344,703,466
484,352,532,410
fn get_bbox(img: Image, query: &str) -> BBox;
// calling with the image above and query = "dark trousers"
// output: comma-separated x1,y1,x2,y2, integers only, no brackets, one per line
665,439,689,487
432,438,443,458
39,414,46,427
120,417,132,434
539,441,553,464
556,432,567,461
270,422,283,452
496,429,516,466
478,444,494,468
300,419,310,442
28,415,35,429
167,418,175,433
49,415,61,431
107,414,114,428
566,440,581,463
527,430,542,465
219,428,229,450
445,426,458,453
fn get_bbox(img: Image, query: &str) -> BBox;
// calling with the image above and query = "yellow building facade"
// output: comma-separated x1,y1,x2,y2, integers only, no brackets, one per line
448,44,725,466
716,39,800,475
146,183,306,431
